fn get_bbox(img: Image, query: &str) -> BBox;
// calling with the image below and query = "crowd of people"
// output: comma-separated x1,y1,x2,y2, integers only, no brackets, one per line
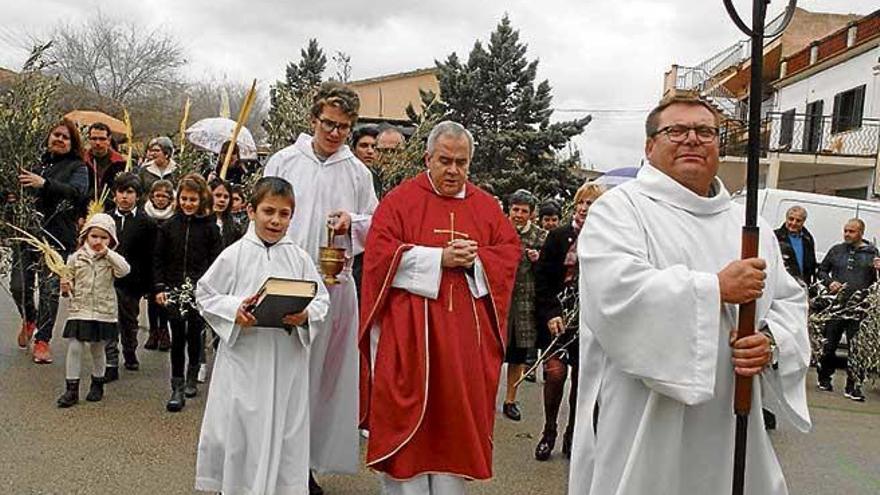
8,82,868,494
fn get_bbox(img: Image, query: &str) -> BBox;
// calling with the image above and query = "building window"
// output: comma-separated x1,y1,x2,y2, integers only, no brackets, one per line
779,109,795,149
804,100,823,153
832,85,866,134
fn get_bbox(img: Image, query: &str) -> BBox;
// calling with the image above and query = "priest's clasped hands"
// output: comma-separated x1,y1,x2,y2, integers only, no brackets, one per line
442,238,478,269
718,257,773,377
235,294,308,328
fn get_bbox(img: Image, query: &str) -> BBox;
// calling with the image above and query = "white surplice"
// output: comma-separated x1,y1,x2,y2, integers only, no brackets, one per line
194,226,330,495
568,165,811,495
263,134,378,473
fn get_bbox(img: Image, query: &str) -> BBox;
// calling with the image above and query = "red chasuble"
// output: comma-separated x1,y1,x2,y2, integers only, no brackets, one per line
359,173,520,481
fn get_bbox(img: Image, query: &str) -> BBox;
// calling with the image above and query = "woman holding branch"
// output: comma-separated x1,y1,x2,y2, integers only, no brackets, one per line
13,119,89,364
533,183,605,461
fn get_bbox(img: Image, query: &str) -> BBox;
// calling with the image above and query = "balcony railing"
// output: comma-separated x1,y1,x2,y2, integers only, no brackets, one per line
720,113,880,159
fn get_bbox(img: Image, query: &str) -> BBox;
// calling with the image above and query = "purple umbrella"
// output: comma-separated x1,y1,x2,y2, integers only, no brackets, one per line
594,167,640,187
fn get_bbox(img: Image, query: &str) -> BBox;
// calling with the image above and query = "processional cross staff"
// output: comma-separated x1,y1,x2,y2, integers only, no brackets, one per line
433,211,470,312
722,1,797,494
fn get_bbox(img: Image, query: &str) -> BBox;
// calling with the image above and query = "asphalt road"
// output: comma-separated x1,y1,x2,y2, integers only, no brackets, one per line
1,290,879,494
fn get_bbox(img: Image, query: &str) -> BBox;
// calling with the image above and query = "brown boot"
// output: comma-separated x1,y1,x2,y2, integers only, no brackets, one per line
157,328,172,352
144,330,159,350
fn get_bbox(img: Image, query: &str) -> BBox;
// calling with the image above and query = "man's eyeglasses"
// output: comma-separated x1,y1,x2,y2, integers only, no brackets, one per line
653,125,719,144
89,135,109,142
318,118,352,134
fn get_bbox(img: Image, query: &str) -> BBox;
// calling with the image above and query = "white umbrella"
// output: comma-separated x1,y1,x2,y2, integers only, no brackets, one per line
185,117,257,160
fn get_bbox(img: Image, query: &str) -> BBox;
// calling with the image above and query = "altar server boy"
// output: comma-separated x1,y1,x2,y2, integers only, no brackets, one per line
194,176,329,494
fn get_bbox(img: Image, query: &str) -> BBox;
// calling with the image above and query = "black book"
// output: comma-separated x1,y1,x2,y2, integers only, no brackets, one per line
247,277,318,332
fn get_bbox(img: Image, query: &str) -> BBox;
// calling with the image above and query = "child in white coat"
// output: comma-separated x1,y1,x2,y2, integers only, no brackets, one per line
57,213,130,407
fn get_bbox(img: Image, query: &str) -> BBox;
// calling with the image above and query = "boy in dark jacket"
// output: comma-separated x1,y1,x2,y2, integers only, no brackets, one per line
103,173,157,382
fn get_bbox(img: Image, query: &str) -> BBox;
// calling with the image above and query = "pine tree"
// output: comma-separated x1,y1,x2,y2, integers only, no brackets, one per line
411,16,590,203
264,39,328,150
282,39,327,97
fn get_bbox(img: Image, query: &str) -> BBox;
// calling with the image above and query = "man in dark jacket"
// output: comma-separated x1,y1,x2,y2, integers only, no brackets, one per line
83,122,125,209
103,173,156,381
816,218,880,402
774,205,817,286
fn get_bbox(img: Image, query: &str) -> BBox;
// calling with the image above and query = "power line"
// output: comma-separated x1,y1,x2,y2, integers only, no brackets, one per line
553,108,651,114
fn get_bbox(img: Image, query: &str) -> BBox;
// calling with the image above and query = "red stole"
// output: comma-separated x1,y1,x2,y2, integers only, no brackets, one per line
359,173,520,480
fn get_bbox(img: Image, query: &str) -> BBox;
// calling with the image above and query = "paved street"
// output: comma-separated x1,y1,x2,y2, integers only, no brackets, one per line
1,289,879,494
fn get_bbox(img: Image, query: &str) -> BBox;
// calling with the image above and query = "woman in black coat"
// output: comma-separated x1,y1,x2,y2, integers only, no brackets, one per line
13,119,89,363
533,183,605,461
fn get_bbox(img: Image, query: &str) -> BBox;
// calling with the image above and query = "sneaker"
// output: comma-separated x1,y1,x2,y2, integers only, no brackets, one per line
847,387,866,402
844,381,866,402
817,379,833,392
17,321,35,349
32,341,53,364
197,363,208,383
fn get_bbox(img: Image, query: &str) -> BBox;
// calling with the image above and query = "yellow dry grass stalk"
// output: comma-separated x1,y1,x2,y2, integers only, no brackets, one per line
86,185,109,220
123,108,133,172
179,97,191,154
220,79,257,180
2,222,72,279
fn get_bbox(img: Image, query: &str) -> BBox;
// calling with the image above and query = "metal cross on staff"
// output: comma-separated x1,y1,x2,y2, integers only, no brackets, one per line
433,211,470,312
722,1,797,494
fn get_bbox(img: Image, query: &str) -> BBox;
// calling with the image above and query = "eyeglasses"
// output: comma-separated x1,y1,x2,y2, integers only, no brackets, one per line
653,125,719,143
318,118,352,134
89,136,109,142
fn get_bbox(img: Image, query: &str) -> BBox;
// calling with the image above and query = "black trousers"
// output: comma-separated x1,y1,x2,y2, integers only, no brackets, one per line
818,319,861,382
10,246,60,342
169,315,204,378
105,288,141,367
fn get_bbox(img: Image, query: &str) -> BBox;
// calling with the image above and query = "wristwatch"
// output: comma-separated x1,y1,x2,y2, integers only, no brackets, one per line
759,325,779,370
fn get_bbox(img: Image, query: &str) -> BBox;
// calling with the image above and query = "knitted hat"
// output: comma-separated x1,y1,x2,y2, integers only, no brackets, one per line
148,136,174,157
79,213,119,248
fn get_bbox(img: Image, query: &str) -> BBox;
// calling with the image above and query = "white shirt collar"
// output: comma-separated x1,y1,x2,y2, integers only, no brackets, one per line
425,172,466,199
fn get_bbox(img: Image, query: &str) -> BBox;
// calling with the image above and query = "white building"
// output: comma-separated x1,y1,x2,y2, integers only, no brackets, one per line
769,23,880,197
663,8,880,199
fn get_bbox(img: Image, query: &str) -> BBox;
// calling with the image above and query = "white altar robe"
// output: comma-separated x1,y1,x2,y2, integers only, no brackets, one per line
568,165,811,495
194,227,330,495
264,134,378,473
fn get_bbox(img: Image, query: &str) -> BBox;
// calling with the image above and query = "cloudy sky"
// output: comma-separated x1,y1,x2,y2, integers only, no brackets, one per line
1,0,876,171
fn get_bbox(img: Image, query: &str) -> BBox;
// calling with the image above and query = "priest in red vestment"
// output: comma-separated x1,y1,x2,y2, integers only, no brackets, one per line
359,121,520,494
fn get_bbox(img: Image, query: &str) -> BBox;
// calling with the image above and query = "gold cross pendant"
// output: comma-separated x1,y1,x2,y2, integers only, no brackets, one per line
433,212,469,312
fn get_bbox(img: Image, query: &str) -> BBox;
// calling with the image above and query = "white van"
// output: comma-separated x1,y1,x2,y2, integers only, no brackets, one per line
733,189,880,259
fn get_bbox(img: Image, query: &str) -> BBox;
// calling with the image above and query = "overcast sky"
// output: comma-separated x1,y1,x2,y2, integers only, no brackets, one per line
1,0,876,171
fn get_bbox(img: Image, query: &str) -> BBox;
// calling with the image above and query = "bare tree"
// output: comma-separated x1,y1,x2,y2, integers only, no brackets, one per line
187,79,268,140
45,12,186,104
332,51,352,83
